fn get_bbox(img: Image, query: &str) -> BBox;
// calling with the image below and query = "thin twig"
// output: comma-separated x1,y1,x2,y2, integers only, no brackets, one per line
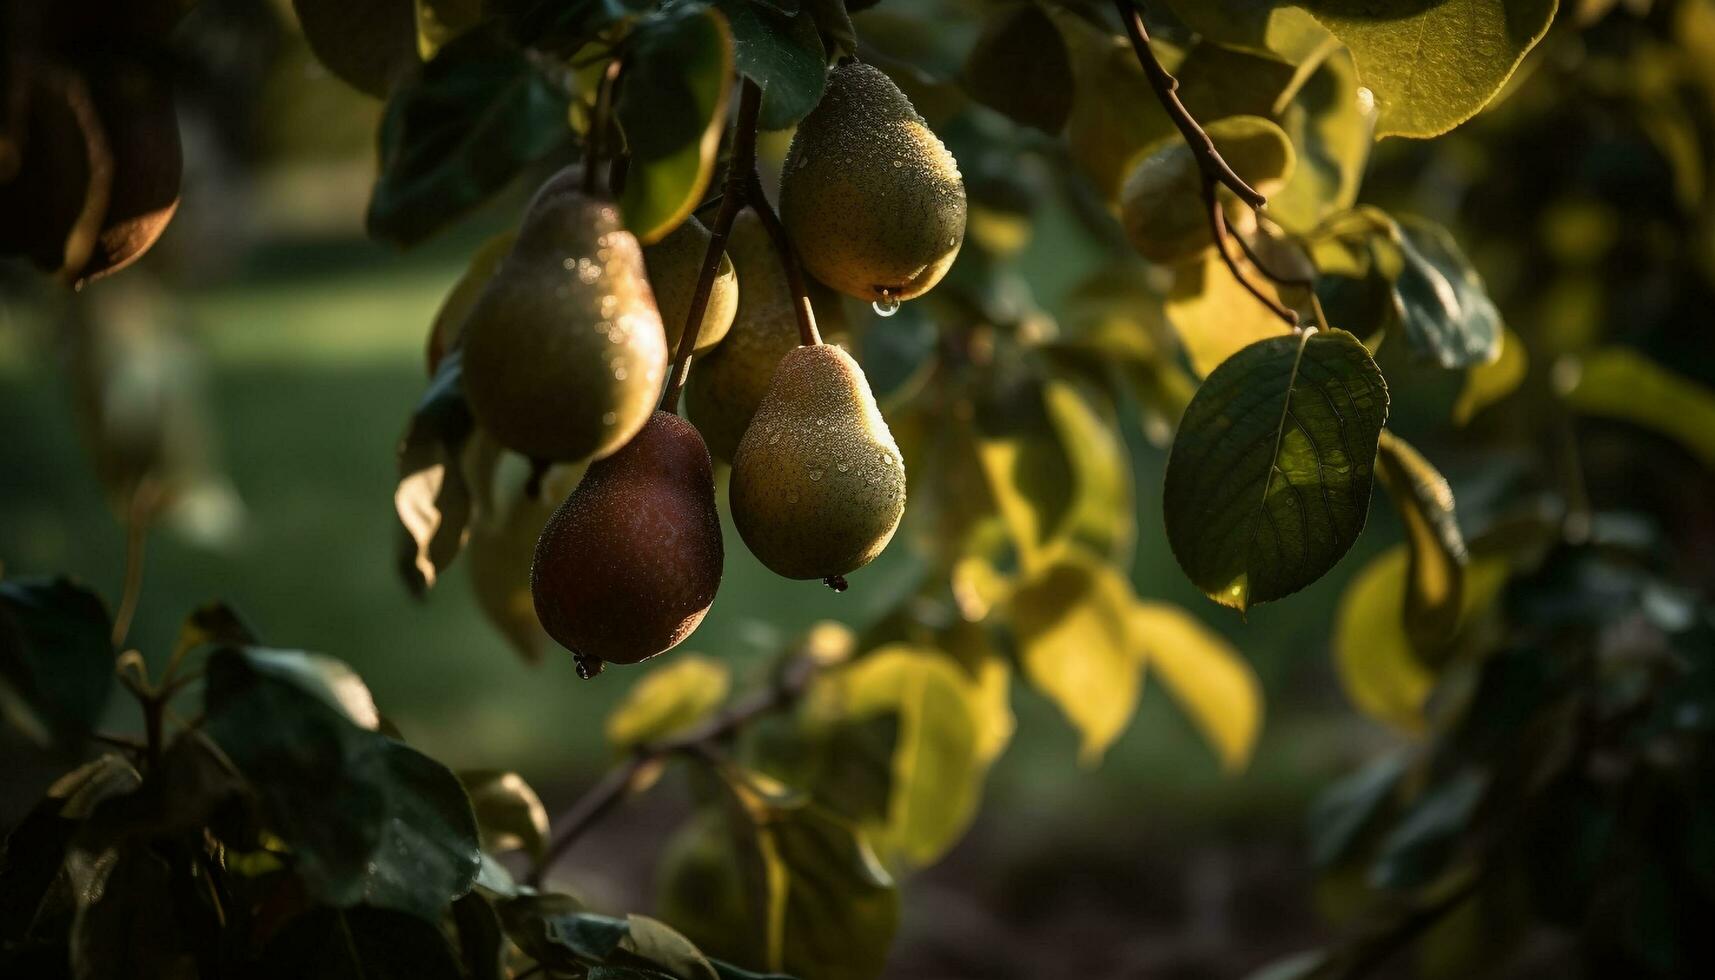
661,80,765,413
528,652,819,888
1204,178,1298,327
583,59,623,196
110,481,156,649
745,169,823,347
1115,0,1266,210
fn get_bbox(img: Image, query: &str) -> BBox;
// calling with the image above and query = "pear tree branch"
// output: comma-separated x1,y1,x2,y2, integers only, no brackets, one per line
527,650,820,889
744,170,823,347
661,78,764,412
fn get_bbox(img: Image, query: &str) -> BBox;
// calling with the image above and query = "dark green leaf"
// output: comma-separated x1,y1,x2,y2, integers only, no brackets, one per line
0,577,114,744
368,25,572,246
170,601,258,664
292,0,419,97
616,6,735,244
1374,431,1467,654
1369,769,1487,889
203,648,481,918
260,907,464,980
0,755,140,944
396,350,476,595
499,901,726,979
801,0,856,60
68,846,191,980
453,892,508,980
961,2,1072,133
82,733,243,846
715,0,828,131
1307,751,1406,867
459,769,550,861
1164,329,1388,610
1392,216,1502,369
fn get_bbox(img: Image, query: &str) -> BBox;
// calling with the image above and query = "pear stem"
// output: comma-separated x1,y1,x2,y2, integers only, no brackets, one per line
583,58,623,196
744,169,822,347
660,79,764,413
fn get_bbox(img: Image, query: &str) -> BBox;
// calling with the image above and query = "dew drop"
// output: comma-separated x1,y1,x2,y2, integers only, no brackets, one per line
808,469,824,481
891,159,904,168
602,411,618,425
872,289,900,317
614,366,628,381
836,462,849,472
768,432,780,445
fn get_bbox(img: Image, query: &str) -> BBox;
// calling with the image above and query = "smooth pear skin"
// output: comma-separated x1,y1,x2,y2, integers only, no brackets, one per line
531,411,723,665
780,62,967,303
644,215,738,355
729,344,906,580
461,181,668,463
684,211,800,462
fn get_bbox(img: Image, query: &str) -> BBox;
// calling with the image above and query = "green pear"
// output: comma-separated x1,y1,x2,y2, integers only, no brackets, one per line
684,210,799,462
729,344,906,582
780,62,967,304
532,411,723,668
461,171,668,463
644,215,738,355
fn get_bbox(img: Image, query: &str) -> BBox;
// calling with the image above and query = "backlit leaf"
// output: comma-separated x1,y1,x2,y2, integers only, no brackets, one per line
1332,547,1435,733
0,577,114,745
1453,325,1527,425
1164,329,1388,610
396,350,475,594
459,770,550,861
606,655,732,749
1270,48,1372,232
1392,216,1503,369
1133,601,1263,772
1053,11,1175,197
1560,347,1715,470
716,0,828,131
1165,247,1295,378
415,0,483,59
1374,431,1467,653
617,6,735,244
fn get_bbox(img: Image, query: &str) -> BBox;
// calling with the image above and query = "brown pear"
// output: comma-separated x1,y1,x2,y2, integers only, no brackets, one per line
531,411,723,667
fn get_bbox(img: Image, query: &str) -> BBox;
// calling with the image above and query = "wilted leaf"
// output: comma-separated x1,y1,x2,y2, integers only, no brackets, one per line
606,655,732,750
203,648,481,918
1133,602,1262,772
1560,347,1715,470
396,351,476,594
962,2,1073,133
716,0,828,130
1009,550,1142,764
293,0,420,97
1453,325,1527,425
368,25,572,246
1299,0,1559,139
1374,431,1467,653
1164,329,1388,611
460,770,550,861
0,577,114,745
617,6,735,243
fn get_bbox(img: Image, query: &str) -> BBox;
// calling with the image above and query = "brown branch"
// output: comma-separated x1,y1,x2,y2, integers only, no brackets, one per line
661,79,765,413
744,170,823,347
527,651,819,889
1204,178,1298,328
1116,0,1266,210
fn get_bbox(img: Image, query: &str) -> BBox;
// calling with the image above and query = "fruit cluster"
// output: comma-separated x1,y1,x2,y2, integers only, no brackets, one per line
453,63,966,674
0,1,184,288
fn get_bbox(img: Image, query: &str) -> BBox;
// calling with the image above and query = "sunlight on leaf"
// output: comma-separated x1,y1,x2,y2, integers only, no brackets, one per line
1333,547,1435,734
1454,325,1528,425
1133,601,1263,772
606,655,732,750
1375,431,1467,654
1560,347,1715,470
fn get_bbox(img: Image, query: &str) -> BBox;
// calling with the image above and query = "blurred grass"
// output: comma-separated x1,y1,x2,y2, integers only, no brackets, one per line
0,228,1400,834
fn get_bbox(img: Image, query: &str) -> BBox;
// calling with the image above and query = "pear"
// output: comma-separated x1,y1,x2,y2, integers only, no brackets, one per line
780,62,967,304
729,344,906,582
531,411,723,667
0,67,111,278
684,210,799,462
644,215,738,355
461,172,668,463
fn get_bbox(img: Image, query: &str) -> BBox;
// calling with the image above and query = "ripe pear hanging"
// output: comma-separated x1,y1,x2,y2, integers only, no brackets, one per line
729,344,906,582
780,62,967,304
644,215,738,355
461,169,668,464
684,211,800,462
531,411,723,668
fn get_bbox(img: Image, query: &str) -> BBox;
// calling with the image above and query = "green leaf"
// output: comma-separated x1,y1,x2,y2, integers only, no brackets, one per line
802,0,856,61
1307,751,1407,867
962,2,1073,134
259,906,465,980
68,846,191,980
459,770,550,861
491,0,653,50
0,577,114,744
1164,329,1389,611
1560,347,1715,470
1008,550,1142,765
292,0,420,97
606,655,732,750
1165,247,1296,378
1269,47,1372,232
236,647,382,729
368,24,572,246
1053,9,1175,197
1299,0,1558,139
1369,769,1487,888
1374,431,1467,653
1159,1,1329,59
0,755,140,944
396,350,475,595
715,0,828,131
170,601,259,664
203,648,481,918
452,892,507,980
617,6,735,244
1121,115,1296,265
1306,206,1405,343
1331,547,1434,733
1132,602,1263,772
1391,216,1503,369
1453,325,1527,425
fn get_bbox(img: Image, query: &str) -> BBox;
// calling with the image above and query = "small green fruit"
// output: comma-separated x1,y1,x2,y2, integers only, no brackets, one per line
644,215,738,355
780,62,967,303
461,173,668,463
730,344,906,581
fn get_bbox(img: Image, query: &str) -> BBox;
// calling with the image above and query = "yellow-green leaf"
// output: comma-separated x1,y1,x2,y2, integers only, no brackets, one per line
1333,547,1435,733
1132,602,1262,772
605,655,731,750
1120,115,1297,266
1165,248,1296,378
1560,347,1715,470
1374,431,1467,655
414,0,481,59
1454,325,1528,425
459,769,550,862
1008,550,1142,765
1270,48,1373,233
1053,10,1176,197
